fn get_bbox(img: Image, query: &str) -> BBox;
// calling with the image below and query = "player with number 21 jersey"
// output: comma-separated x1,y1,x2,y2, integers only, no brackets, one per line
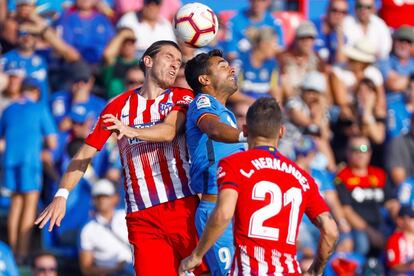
217,146,329,274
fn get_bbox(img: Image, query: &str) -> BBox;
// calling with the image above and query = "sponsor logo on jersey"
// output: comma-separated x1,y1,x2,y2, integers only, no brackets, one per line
196,95,211,109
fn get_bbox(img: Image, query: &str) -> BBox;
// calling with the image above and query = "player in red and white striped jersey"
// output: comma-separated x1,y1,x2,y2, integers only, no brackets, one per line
179,98,338,276
36,40,207,275
386,205,414,275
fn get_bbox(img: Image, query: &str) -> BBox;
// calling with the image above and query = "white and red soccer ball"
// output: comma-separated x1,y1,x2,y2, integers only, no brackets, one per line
173,2,219,48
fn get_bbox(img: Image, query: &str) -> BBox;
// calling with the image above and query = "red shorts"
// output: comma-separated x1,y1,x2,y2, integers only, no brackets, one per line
126,196,208,276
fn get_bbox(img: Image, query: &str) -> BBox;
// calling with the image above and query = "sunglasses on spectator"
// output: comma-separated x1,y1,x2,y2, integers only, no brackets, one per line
330,8,347,14
356,3,373,10
34,266,57,273
349,144,370,153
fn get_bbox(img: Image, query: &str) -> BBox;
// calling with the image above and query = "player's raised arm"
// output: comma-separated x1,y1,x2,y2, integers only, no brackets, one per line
197,114,244,143
307,212,339,275
34,144,97,231
179,188,238,275
103,109,186,142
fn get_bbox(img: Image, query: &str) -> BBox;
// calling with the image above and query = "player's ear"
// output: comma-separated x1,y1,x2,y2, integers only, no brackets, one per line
198,74,210,86
278,125,285,139
142,55,153,70
242,124,248,138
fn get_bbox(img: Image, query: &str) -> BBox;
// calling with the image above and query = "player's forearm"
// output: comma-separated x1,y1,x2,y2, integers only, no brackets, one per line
133,123,177,142
205,122,242,143
59,144,96,191
193,209,232,259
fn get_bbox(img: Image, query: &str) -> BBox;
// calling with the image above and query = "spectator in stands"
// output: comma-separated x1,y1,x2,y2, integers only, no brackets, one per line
102,27,139,99
123,65,145,91
79,179,133,276
295,136,351,256
231,27,279,104
224,0,284,60
0,241,18,276
331,39,385,119
335,135,399,258
343,0,392,59
285,71,336,171
386,73,414,139
117,0,176,57
279,21,325,102
386,205,414,275
317,0,348,64
57,0,115,64
50,61,105,134
0,69,25,115
14,0,37,22
0,17,17,54
386,113,414,186
379,26,414,97
0,78,56,264
398,177,414,210
114,0,181,21
31,251,58,276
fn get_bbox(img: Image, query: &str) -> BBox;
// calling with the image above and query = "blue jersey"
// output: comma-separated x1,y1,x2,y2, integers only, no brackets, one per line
0,98,56,167
236,51,278,99
398,177,414,209
0,241,18,276
379,54,414,93
386,97,411,139
225,9,284,57
57,10,114,64
0,50,49,103
186,94,245,194
50,91,106,124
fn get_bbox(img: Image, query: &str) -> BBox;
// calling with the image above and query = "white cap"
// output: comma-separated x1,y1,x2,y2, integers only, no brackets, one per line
92,179,116,196
300,71,327,93
344,39,376,63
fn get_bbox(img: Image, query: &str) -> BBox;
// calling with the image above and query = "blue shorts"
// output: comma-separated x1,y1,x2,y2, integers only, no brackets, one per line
3,164,42,193
195,200,234,276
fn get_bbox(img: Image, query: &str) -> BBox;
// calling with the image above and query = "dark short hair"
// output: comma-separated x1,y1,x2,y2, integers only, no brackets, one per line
31,250,57,268
184,49,223,94
246,97,283,138
139,40,180,74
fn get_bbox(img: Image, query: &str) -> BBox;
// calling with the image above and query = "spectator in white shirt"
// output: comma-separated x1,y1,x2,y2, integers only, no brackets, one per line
117,0,176,58
342,0,392,59
79,179,133,276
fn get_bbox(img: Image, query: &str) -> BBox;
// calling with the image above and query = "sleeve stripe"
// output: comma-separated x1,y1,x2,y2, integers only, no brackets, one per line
196,113,219,126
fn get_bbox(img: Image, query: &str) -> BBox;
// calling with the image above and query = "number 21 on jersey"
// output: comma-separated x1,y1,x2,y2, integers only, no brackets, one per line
248,181,302,244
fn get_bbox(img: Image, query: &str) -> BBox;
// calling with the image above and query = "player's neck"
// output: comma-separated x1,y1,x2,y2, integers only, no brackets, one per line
203,88,228,105
139,80,166,99
248,136,278,150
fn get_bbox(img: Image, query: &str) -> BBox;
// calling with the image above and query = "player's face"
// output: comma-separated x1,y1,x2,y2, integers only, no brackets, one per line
207,56,238,94
150,45,182,88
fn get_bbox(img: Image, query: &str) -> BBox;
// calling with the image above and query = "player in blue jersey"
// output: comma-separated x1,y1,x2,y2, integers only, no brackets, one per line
184,49,246,275
0,78,56,264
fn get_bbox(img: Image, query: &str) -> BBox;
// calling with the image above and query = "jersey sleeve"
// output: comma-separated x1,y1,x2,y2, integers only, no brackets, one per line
217,158,242,192
386,234,402,268
85,98,122,151
189,95,219,126
304,177,330,221
171,88,194,114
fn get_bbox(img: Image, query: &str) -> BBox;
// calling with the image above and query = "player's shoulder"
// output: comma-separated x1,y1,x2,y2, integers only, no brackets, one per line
220,150,253,168
169,86,194,102
190,93,216,110
106,89,135,107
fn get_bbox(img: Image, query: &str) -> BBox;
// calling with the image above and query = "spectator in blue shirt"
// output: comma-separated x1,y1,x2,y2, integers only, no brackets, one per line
386,74,414,139
0,241,18,276
398,177,414,210
0,78,56,264
224,0,284,61
316,0,349,65
0,28,50,103
57,0,115,64
379,26,414,100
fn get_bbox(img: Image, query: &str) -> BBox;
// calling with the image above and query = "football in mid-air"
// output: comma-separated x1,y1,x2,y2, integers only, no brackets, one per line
173,2,219,48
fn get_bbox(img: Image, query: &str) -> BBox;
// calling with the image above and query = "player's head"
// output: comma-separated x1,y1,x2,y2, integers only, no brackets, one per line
139,40,182,89
185,49,237,95
245,97,284,142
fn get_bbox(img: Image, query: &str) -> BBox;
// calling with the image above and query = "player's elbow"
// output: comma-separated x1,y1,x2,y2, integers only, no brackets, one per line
213,208,233,225
321,220,339,246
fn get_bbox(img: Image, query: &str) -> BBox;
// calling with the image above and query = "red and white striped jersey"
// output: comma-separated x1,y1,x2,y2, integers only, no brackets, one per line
85,87,195,213
386,231,414,269
217,146,330,275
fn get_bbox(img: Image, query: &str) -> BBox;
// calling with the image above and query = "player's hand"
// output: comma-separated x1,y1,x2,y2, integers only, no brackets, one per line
34,196,67,232
102,114,136,140
178,254,202,276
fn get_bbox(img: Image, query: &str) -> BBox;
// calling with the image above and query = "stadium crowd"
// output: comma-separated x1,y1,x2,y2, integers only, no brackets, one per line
0,0,414,275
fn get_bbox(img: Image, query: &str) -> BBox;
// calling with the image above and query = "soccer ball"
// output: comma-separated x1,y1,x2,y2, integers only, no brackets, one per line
173,3,219,48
